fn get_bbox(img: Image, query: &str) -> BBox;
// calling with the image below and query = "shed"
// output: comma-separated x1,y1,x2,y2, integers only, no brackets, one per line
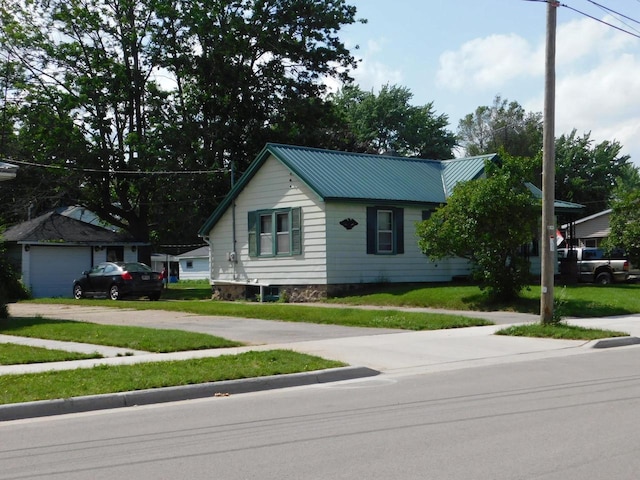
176,246,210,281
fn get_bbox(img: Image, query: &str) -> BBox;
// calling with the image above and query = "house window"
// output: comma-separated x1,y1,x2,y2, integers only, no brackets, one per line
186,260,193,269
248,208,301,257
377,210,393,253
367,206,404,255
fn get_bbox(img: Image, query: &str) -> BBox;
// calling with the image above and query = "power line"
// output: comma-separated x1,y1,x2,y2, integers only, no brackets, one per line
522,0,640,39
562,3,640,39
8,159,229,175
584,0,640,25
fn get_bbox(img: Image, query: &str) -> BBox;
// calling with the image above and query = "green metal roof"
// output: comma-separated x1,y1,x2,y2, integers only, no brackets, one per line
525,183,585,214
198,144,583,236
441,155,491,196
270,143,464,203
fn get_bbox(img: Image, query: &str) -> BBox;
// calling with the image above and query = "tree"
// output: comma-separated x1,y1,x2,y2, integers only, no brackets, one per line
1,0,361,247
0,235,29,319
416,154,539,301
330,84,456,159
457,95,542,159
555,130,630,216
606,189,640,267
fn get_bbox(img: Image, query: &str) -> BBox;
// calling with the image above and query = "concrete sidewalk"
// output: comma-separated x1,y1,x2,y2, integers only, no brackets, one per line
2,303,640,420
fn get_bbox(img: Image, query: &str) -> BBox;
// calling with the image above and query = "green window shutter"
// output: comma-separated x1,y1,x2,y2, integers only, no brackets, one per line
291,207,302,255
366,207,376,254
394,207,404,254
248,211,257,257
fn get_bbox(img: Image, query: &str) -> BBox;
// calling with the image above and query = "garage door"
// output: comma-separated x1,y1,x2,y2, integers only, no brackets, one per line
29,246,93,298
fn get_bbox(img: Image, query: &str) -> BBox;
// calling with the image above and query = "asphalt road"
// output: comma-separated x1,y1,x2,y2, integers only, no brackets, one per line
3,345,640,479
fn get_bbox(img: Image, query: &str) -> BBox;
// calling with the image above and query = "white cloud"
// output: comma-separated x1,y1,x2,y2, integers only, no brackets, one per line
438,16,640,164
436,33,541,91
348,38,403,92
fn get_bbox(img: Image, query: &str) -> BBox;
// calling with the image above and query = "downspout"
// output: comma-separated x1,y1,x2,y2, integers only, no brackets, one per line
201,235,211,284
231,161,237,280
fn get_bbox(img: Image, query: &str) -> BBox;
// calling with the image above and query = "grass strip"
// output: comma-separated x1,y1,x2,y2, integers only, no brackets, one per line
1,317,242,353
0,343,102,365
0,350,344,405
29,299,492,330
327,283,640,317
495,323,628,340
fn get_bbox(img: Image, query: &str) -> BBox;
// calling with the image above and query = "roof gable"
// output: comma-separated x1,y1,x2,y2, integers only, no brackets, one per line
176,246,209,258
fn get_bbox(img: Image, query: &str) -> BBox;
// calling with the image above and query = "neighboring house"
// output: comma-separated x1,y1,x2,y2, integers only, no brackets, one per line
2,208,148,298
150,253,178,278
176,246,210,281
198,143,584,302
561,209,611,248
0,161,18,182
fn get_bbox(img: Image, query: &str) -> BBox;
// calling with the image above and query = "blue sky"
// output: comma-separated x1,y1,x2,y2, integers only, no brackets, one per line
334,0,640,163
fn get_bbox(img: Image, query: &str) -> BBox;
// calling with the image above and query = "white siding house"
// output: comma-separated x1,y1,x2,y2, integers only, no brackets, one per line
199,144,584,302
561,209,611,248
176,246,210,280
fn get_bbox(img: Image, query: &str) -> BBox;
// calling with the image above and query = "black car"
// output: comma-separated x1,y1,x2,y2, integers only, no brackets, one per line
73,262,163,301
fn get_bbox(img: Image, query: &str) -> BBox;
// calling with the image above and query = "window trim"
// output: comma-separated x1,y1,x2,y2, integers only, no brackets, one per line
366,206,404,255
248,207,302,257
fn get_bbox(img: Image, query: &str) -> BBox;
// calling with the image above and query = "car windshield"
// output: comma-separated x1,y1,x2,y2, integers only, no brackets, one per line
122,263,152,273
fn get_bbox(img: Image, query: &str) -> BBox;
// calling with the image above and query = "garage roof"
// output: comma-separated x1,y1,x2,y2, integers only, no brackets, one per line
2,211,135,244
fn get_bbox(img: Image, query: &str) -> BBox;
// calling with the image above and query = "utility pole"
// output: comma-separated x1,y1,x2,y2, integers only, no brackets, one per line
540,0,558,323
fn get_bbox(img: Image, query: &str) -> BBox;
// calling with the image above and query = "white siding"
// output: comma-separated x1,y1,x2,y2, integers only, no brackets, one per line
205,155,478,287
325,203,470,284
208,155,328,285
178,258,209,280
574,212,610,241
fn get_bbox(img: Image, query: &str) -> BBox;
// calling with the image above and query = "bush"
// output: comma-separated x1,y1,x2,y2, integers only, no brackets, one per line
0,237,29,318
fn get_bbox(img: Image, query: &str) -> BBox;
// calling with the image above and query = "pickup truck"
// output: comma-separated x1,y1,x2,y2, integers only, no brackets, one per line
557,247,629,284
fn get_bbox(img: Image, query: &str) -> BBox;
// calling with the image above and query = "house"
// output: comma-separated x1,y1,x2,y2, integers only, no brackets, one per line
150,253,178,279
198,143,584,302
2,208,148,298
561,209,611,248
0,161,18,182
176,246,210,281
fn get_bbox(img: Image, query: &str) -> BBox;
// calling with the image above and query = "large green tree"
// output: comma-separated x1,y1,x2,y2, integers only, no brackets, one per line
606,190,640,266
416,154,539,301
457,95,543,159
555,130,630,216
330,84,456,159
1,0,360,246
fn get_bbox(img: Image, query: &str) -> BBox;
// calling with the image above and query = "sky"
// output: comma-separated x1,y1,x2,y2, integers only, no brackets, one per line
334,0,640,164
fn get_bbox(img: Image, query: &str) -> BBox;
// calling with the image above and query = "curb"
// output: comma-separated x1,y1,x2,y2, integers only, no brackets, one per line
0,366,379,422
590,336,640,349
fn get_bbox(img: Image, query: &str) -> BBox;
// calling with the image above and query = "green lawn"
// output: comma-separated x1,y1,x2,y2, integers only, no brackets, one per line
4,282,636,406
0,343,102,365
0,350,345,404
327,283,640,317
30,282,640,319
496,323,629,340
1,317,242,352
27,298,492,330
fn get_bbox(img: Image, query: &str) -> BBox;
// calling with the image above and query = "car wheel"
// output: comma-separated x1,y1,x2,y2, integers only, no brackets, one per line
73,284,84,300
149,292,161,301
109,284,121,300
595,272,613,285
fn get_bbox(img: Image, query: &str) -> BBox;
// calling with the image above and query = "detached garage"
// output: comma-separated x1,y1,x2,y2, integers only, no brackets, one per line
2,209,147,298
